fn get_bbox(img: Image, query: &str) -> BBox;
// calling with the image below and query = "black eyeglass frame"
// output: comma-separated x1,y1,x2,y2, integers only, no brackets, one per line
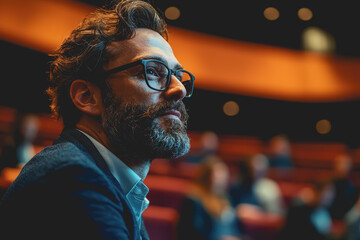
103,59,195,97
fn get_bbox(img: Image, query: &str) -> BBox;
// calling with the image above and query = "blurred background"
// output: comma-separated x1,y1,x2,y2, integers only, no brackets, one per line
1,1,360,240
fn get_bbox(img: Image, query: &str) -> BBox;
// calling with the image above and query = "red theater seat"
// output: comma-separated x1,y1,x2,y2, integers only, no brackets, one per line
143,205,179,240
217,135,264,163
144,175,191,211
268,167,333,184
276,181,312,207
237,204,284,240
291,142,348,168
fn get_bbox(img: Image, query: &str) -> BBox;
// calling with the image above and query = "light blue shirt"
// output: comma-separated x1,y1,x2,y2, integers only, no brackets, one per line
78,130,149,227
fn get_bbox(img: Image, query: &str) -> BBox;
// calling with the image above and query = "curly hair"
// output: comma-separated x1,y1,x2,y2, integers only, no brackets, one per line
46,0,168,127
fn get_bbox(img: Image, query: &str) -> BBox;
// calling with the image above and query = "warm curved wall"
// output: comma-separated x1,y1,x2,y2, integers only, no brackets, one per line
168,27,360,102
1,0,360,102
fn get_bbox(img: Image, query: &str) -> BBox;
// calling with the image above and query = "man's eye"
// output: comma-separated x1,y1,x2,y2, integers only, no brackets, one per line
146,68,158,76
177,72,184,81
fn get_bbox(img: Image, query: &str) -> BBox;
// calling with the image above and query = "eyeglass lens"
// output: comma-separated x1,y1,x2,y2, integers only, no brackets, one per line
145,61,193,96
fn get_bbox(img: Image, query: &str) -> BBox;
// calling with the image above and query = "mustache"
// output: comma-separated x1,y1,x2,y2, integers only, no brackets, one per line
140,101,189,122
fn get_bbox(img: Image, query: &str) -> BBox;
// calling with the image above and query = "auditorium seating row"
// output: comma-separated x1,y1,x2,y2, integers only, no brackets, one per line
1,105,360,170
144,174,313,211
149,158,360,188
216,135,357,169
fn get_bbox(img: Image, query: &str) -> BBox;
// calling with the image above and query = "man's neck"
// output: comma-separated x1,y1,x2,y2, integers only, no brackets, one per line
75,115,151,180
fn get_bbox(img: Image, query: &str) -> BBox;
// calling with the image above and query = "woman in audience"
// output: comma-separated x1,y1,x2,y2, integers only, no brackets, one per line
228,154,285,239
229,154,285,216
176,155,242,240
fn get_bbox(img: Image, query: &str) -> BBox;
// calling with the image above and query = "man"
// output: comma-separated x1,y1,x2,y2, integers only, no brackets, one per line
0,0,194,239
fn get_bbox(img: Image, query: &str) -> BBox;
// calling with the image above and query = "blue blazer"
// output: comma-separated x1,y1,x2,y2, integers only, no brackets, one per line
0,128,149,240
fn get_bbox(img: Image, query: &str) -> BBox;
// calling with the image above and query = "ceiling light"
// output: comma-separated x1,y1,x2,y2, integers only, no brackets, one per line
165,6,180,20
264,7,279,21
223,101,239,117
316,119,331,134
298,8,313,21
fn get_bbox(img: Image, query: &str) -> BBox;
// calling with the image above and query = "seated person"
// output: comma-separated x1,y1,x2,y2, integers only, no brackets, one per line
182,130,219,163
266,134,293,169
176,155,242,240
327,153,359,221
276,181,333,240
229,154,285,216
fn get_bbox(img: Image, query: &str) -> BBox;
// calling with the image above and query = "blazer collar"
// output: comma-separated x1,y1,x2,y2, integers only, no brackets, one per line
59,128,121,188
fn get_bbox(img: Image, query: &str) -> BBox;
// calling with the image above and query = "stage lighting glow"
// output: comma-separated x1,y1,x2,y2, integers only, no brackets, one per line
302,26,336,53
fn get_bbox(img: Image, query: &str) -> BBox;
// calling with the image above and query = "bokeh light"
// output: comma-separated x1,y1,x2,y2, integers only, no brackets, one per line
264,7,280,21
223,101,239,116
302,26,336,53
165,6,181,20
316,119,332,134
298,8,313,21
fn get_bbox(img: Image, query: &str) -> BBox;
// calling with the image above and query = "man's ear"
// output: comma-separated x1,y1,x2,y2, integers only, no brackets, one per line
70,80,103,116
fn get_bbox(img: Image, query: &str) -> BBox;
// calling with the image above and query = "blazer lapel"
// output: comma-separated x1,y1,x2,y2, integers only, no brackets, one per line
59,128,122,189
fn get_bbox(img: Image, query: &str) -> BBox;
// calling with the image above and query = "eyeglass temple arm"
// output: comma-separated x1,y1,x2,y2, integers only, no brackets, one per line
104,60,143,75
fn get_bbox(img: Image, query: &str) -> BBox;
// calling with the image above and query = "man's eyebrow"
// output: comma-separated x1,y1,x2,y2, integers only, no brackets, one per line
139,56,183,69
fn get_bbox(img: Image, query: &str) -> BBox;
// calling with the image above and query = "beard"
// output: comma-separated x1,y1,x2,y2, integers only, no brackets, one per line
101,93,190,162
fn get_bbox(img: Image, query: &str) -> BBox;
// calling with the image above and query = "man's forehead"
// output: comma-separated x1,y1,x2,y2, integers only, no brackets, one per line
106,29,178,69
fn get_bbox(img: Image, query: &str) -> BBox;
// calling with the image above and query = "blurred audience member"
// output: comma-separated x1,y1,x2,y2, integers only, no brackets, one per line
0,112,40,170
183,131,219,163
15,113,40,167
229,154,285,216
267,134,293,169
327,153,359,222
344,196,360,240
176,155,242,240
276,181,333,240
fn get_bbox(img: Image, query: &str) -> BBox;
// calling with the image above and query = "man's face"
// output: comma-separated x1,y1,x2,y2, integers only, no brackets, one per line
101,28,190,161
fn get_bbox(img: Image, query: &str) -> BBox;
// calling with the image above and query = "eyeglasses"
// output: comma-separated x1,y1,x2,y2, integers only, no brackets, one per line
103,59,195,97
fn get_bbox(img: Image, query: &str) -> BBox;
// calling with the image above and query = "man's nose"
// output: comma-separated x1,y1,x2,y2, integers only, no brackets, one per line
163,74,187,101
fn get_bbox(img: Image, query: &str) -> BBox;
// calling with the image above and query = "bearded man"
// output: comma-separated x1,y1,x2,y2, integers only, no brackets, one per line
0,1,194,239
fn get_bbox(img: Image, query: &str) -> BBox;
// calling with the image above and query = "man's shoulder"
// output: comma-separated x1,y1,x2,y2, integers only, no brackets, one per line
1,137,116,202
36,138,92,163
24,138,92,172
8,138,99,189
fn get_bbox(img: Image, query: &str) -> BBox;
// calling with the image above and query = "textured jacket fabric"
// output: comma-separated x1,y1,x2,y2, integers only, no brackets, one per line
0,128,149,240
